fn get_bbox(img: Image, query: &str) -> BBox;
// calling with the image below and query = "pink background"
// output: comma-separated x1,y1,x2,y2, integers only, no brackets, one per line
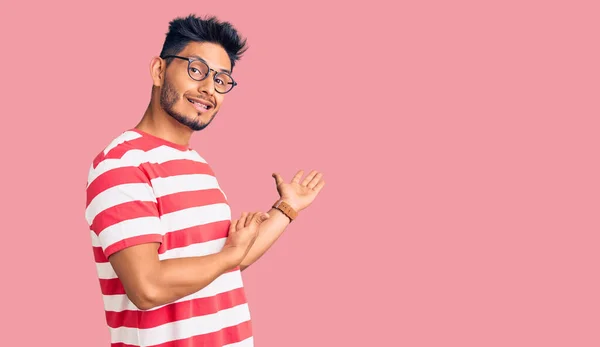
1,0,599,346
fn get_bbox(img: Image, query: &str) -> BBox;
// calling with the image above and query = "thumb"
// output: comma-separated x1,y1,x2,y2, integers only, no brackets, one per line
252,212,270,226
272,173,284,186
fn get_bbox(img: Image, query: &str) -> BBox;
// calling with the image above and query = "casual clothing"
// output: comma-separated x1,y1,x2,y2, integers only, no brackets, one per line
85,129,253,347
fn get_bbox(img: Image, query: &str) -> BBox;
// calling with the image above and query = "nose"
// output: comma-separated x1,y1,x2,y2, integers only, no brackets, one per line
197,70,217,96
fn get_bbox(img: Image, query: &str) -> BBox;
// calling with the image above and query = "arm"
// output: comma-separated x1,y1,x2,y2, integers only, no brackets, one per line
239,205,292,271
108,243,239,310
86,165,266,310
109,211,268,310
239,170,326,270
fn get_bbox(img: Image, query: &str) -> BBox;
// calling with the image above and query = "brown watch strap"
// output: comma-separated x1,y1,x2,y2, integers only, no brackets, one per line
272,200,298,222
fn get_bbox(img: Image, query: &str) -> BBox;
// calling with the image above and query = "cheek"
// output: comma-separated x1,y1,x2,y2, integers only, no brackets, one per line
171,78,195,96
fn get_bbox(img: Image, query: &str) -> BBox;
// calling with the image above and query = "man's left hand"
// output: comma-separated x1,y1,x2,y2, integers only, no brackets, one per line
272,170,325,212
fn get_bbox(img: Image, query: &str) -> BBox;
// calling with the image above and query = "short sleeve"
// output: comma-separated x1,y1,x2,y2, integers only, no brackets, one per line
85,164,163,259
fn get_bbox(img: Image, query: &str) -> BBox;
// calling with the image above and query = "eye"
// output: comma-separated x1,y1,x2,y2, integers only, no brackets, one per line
215,78,224,85
189,68,206,78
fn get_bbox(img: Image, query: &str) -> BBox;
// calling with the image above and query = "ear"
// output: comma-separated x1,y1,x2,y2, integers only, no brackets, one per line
149,57,166,87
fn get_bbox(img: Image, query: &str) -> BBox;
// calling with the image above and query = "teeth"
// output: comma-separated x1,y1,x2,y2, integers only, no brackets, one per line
189,99,208,109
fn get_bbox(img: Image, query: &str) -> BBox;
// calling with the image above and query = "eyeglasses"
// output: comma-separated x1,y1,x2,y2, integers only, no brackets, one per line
162,55,238,94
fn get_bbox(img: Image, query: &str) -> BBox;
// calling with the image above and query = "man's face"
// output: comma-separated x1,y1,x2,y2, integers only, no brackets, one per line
159,42,233,131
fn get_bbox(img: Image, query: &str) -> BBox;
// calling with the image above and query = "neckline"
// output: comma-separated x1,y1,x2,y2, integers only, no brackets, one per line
129,128,191,151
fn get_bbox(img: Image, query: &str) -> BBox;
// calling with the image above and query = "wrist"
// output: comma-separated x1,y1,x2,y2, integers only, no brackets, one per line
273,199,299,222
283,198,301,212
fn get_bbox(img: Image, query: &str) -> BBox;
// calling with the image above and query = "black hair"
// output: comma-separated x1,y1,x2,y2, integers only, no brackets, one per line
159,14,248,70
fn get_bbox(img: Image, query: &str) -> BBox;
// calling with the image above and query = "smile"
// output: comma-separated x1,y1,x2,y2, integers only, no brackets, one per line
187,98,213,113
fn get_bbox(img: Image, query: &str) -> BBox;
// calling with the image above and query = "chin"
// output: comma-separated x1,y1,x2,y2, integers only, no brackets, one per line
170,108,218,132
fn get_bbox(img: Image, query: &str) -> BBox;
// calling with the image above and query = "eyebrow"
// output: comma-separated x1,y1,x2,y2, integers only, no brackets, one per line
191,55,231,74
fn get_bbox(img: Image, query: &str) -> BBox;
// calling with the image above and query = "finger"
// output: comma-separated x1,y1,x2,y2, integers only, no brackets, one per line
244,212,256,227
237,212,248,230
272,173,284,186
313,179,325,193
292,170,304,184
229,219,238,233
302,170,319,187
307,172,323,189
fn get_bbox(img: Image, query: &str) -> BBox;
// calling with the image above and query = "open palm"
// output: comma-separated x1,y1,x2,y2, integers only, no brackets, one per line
272,170,326,212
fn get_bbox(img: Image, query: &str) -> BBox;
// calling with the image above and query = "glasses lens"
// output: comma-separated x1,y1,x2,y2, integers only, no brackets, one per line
214,73,235,93
188,60,209,80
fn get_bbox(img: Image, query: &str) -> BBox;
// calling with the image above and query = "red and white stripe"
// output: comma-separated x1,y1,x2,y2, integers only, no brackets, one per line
86,130,253,347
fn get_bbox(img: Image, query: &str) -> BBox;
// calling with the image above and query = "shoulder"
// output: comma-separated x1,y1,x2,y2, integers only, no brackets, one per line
85,131,159,226
86,131,149,184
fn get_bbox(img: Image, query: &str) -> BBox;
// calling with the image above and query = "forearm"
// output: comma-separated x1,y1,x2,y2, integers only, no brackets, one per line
240,208,291,270
137,250,237,309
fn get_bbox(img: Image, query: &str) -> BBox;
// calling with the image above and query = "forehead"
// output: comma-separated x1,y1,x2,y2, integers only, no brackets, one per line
178,42,231,72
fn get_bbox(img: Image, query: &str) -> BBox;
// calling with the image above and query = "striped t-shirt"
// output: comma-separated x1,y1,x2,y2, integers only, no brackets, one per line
85,129,253,347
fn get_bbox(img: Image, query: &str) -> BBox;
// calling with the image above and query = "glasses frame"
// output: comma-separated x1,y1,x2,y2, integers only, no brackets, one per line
162,55,238,94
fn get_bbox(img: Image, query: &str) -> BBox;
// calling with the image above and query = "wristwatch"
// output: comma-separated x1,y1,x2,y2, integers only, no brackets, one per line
272,200,298,222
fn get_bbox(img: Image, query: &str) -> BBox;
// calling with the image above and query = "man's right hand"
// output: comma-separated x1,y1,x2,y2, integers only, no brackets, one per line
222,211,270,268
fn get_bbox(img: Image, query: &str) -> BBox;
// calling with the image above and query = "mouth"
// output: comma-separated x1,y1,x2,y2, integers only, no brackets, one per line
187,97,214,113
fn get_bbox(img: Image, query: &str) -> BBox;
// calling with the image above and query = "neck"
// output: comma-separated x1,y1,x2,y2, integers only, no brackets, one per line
135,95,193,147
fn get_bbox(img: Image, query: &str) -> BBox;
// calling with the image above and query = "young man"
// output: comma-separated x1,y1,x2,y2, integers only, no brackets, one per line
84,15,325,347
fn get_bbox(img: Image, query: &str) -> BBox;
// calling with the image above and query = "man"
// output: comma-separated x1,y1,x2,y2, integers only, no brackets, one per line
84,14,325,347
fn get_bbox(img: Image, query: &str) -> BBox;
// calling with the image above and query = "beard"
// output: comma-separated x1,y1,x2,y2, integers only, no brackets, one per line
159,78,217,131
